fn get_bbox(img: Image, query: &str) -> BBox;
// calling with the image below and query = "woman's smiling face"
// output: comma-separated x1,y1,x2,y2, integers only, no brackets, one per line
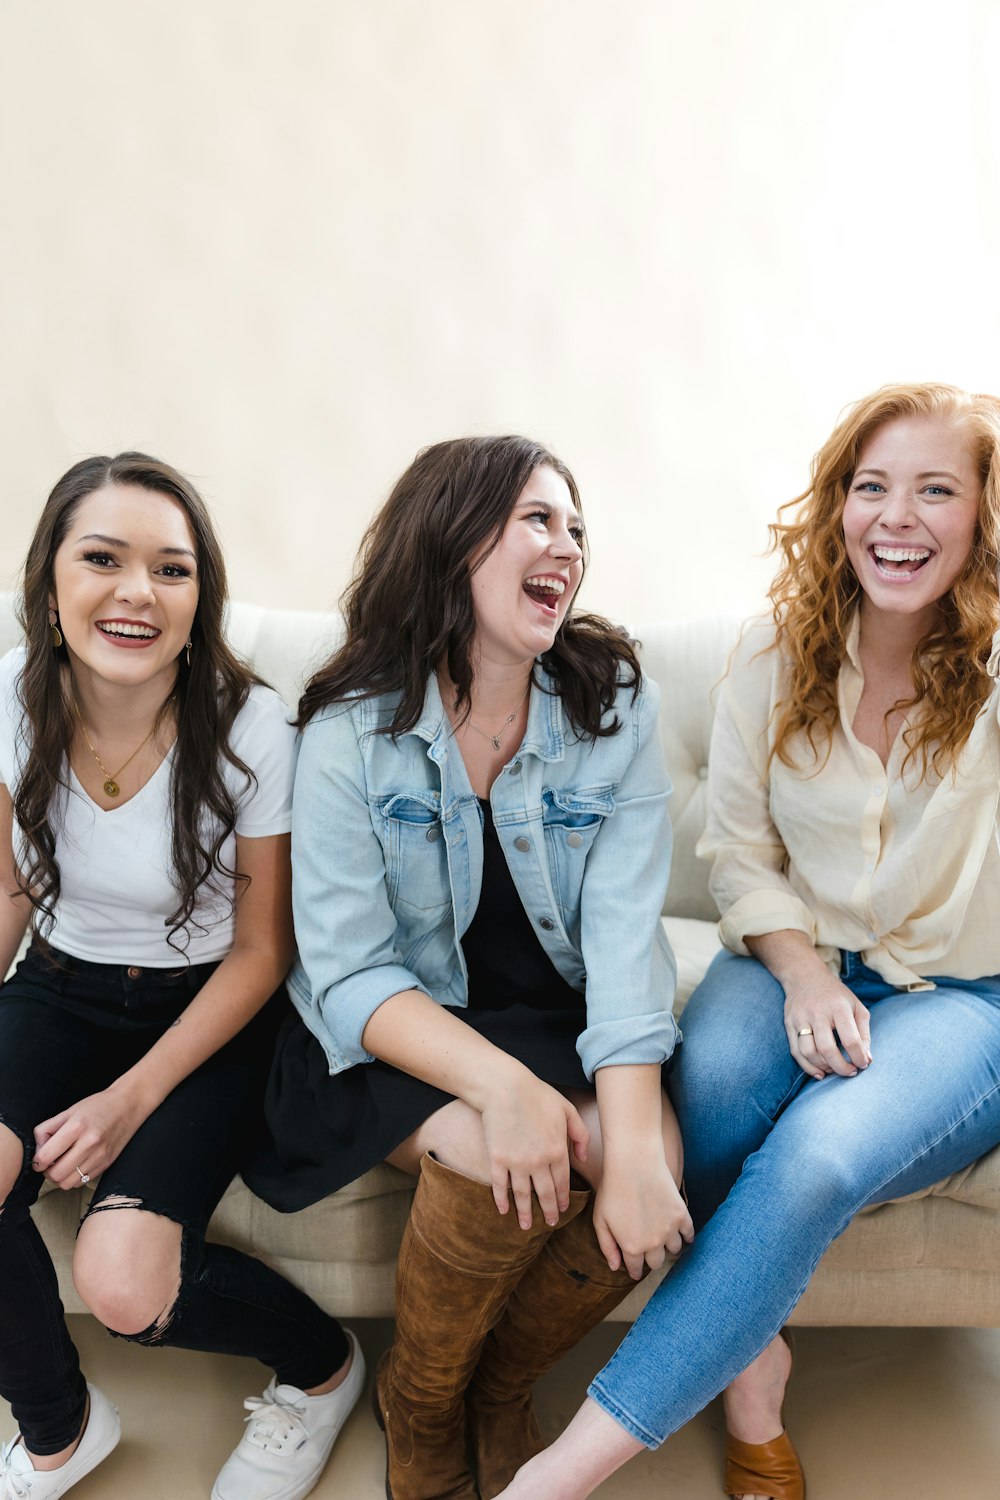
468,464,585,667
842,413,982,625
49,483,200,693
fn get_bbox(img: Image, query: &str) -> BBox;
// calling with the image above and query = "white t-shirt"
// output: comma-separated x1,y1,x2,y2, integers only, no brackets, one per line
0,647,297,966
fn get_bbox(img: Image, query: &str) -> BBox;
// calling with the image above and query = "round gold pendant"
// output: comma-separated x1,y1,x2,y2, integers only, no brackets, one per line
103,778,120,797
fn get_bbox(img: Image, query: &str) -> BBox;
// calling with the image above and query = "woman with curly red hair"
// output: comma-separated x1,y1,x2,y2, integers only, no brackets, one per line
496,383,1000,1500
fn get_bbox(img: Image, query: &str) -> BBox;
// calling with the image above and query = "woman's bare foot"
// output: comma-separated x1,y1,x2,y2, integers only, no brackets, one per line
495,1450,565,1499
721,1332,793,1499
494,1397,645,1499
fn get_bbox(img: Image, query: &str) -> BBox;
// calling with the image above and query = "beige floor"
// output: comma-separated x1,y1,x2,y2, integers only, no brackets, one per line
2,1318,998,1497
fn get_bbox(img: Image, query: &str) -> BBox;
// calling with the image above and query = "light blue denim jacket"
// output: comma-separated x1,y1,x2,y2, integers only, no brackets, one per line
287,664,679,1080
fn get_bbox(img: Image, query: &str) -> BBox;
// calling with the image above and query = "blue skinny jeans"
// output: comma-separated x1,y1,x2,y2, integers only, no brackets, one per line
588,949,1000,1446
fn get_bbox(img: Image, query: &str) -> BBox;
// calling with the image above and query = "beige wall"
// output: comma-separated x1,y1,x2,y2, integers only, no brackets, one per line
2,0,999,628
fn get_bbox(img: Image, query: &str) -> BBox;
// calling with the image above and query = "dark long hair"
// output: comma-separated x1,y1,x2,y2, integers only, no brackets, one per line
15,452,262,951
298,435,640,736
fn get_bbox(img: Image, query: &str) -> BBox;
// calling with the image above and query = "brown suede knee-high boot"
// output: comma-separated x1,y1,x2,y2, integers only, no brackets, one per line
374,1153,587,1500
467,1201,656,1500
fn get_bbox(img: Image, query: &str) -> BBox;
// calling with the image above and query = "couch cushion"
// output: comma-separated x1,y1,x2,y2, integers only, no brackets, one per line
663,915,722,1009
226,601,343,707
634,614,743,923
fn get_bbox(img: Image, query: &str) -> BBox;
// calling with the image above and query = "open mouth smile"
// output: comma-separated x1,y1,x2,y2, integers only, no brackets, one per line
96,619,162,646
522,575,568,615
868,545,934,582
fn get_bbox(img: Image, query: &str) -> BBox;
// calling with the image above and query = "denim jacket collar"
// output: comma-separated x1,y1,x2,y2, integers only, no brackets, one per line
401,662,566,765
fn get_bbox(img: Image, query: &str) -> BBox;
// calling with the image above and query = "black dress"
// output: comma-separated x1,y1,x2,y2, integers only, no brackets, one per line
247,800,590,1211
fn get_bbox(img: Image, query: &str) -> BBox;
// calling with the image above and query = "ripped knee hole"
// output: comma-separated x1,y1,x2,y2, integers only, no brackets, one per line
81,1196,183,1344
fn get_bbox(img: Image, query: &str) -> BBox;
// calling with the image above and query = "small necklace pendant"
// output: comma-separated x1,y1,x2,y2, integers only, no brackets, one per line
490,735,501,751
103,778,120,797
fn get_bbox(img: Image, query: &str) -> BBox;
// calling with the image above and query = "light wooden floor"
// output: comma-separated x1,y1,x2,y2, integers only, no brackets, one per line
2,1318,997,1497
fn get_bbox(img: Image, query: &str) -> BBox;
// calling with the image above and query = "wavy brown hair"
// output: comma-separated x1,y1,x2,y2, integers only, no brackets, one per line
299,435,639,736
769,383,1000,774
15,453,262,952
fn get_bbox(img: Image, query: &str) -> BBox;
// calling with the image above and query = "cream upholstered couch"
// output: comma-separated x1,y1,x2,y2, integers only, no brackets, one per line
4,594,997,1329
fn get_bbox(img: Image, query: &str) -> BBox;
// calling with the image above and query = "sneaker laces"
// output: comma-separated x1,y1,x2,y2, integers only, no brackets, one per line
0,1442,32,1500
241,1384,310,1456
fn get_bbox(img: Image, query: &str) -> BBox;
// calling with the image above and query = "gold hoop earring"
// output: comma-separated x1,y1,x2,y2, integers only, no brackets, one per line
48,610,63,649
185,640,192,668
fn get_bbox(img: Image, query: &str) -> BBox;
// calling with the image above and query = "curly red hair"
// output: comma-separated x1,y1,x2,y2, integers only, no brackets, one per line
769,383,1000,775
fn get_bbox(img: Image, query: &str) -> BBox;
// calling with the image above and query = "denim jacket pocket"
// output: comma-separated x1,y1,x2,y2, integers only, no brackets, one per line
377,791,451,912
542,785,615,916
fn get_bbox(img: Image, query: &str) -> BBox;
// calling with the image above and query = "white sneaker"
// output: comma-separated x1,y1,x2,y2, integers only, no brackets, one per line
0,1384,120,1499
212,1330,366,1500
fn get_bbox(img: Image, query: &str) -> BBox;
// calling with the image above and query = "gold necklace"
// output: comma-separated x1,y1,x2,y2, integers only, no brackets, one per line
459,682,531,752
72,697,160,798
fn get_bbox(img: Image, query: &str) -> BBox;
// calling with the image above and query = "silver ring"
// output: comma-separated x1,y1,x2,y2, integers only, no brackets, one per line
796,1027,814,1038
76,1166,91,1185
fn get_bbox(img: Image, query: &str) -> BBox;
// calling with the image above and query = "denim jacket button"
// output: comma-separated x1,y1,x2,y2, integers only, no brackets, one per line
566,832,583,848
509,762,522,776
539,916,555,930
425,826,442,842
514,836,530,852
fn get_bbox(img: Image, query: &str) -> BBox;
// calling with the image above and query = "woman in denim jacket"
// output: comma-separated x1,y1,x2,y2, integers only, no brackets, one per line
250,435,689,1500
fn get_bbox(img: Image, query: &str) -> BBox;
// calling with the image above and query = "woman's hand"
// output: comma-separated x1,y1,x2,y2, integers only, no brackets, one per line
480,1070,590,1230
745,930,873,1082
32,1080,151,1189
594,1150,693,1279
783,970,872,1080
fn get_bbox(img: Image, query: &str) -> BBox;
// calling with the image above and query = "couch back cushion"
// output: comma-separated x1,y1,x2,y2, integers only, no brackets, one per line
634,616,742,922
226,600,344,705
0,594,16,651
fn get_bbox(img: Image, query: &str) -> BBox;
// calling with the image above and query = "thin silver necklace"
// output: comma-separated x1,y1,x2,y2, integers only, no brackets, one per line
459,682,530,751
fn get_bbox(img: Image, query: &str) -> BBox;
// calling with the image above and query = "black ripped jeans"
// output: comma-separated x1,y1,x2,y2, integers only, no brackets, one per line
0,945,348,1455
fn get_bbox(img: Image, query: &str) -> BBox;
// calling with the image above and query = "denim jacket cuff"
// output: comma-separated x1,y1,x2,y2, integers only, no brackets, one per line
288,963,431,1075
577,1012,680,1080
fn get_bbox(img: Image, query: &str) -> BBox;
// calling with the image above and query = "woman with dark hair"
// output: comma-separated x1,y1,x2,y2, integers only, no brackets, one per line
250,435,689,1500
495,383,1000,1500
0,455,362,1500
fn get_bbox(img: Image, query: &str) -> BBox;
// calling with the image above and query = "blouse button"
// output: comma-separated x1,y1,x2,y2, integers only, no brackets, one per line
539,917,555,931
425,826,442,842
567,832,583,848
514,837,531,852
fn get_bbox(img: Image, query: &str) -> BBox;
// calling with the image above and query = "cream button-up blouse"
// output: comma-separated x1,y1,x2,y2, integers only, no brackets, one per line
697,613,1000,990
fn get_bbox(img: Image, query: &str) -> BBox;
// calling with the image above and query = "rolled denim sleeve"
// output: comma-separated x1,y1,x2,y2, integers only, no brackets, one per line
288,706,430,1073
576,677,680,1078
